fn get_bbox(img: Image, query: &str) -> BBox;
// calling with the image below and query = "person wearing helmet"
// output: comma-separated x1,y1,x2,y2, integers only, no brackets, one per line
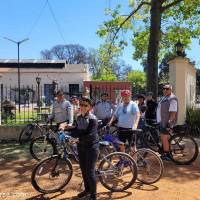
108,90,140,146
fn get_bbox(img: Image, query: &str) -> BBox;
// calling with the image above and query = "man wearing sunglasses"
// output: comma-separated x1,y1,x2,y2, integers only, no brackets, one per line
108,90,140,146
156,84,178,161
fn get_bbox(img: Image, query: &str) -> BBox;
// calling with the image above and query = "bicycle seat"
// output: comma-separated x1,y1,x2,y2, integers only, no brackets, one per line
130,129,143,134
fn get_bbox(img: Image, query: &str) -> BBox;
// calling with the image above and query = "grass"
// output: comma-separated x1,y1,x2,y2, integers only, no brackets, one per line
1,110,50,125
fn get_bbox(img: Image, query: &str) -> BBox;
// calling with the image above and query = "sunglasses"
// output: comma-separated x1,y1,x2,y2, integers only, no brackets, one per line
80,103,89,107
163,88,170,90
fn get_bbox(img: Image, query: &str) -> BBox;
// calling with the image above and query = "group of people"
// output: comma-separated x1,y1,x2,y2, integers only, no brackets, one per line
48,84,178,200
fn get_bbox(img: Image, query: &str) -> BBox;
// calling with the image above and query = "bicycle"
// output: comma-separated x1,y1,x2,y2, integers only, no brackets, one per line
141,122,199,165
101,127,164,185
29,128,79,162
29,120,116,162
18,116,51,145
31,133,138,193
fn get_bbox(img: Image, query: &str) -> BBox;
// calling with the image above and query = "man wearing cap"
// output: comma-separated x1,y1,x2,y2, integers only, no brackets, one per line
156,84,178,161
93,92,115,126
108,90,140,145
48,90,73,129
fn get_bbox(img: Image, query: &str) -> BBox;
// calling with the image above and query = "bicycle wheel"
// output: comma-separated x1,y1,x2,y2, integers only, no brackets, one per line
30,136,57,161
31,155,73,193
131,148,164,184
19,124,35,144
98,152,137,192
169,133,199,165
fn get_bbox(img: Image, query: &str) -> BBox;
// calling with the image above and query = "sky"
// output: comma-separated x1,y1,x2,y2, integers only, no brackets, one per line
0,0,200,70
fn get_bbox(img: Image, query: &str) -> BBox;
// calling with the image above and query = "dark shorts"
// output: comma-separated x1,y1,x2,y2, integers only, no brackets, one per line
118,127,133,145
159,123,169,135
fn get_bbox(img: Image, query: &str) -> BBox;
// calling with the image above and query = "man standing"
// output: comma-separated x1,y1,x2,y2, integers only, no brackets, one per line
93,92,115,126
156,84,178,161
49,91,73,129
70,95,80,121
145,92,157,125
108,90,140,145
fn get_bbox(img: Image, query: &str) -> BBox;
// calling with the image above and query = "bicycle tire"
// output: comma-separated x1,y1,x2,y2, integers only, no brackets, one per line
19,124,35,144
31,155,73,193
131,148,164,184
98,152,137,192
30,136,57,161
169,133,199,165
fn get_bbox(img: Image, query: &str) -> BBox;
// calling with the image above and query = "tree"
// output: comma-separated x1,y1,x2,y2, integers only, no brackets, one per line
88,46,132,81
97,0,200,96
92,67,117,81
127,70,146,94
158,52,176,84
41,44,89,64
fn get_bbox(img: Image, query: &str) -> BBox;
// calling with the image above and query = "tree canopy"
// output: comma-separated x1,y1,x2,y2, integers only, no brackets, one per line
97,0,200,96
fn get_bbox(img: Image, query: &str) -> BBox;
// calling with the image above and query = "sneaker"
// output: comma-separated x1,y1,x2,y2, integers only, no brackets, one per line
160,153,172,161
77,190,90,198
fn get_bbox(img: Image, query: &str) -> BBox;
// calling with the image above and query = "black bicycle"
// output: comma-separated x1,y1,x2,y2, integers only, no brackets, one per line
18,119,48,145
30,129,79,162
141,123,199,165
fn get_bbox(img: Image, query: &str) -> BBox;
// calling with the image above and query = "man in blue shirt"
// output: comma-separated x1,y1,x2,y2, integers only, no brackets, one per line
108,90,140,145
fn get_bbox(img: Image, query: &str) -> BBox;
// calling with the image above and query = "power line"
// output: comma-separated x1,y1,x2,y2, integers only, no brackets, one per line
47,0,67,44
26,0,48,37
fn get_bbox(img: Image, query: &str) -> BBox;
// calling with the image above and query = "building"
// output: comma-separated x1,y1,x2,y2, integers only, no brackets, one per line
0,59,90,103
84,81,132,104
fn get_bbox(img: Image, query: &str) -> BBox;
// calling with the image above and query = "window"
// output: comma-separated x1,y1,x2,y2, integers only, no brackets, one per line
69,84,79,96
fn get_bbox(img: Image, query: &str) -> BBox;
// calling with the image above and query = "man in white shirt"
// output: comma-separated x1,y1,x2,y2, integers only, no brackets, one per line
156,84,178,161
108,90,140,145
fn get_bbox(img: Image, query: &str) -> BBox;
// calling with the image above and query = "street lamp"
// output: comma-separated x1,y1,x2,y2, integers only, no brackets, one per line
4,37,29,112
36,76,41,111
175,40,186,57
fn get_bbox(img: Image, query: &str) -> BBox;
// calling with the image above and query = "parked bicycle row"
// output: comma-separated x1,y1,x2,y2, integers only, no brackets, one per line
18,87,199,200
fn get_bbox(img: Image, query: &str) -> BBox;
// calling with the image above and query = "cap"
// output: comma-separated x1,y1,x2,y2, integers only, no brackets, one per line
163,84,172,90
121,90,131,97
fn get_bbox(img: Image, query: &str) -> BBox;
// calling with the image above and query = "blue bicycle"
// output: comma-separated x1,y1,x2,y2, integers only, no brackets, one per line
100,126,164,185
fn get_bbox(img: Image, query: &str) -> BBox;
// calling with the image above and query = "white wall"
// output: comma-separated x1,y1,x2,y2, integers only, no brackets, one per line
169,57,196,124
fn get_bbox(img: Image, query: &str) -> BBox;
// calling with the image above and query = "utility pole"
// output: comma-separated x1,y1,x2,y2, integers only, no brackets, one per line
4,37,29,112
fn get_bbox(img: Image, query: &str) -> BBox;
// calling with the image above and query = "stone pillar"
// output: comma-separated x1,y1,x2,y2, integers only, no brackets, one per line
168,57,196,125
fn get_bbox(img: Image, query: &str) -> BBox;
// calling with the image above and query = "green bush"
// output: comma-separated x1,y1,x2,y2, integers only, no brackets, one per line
186,107,200,125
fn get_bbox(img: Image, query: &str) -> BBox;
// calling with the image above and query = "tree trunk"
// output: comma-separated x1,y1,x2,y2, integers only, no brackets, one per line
147,0,162,97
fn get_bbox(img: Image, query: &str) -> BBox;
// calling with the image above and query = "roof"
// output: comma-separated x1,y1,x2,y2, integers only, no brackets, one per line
0,59,89,73
0,59,66,69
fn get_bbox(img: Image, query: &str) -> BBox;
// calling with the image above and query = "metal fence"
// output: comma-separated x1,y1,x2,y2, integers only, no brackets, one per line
0,84,82,125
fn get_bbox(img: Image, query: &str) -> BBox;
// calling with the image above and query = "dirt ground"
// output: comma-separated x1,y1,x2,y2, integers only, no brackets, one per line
0,141,200,200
